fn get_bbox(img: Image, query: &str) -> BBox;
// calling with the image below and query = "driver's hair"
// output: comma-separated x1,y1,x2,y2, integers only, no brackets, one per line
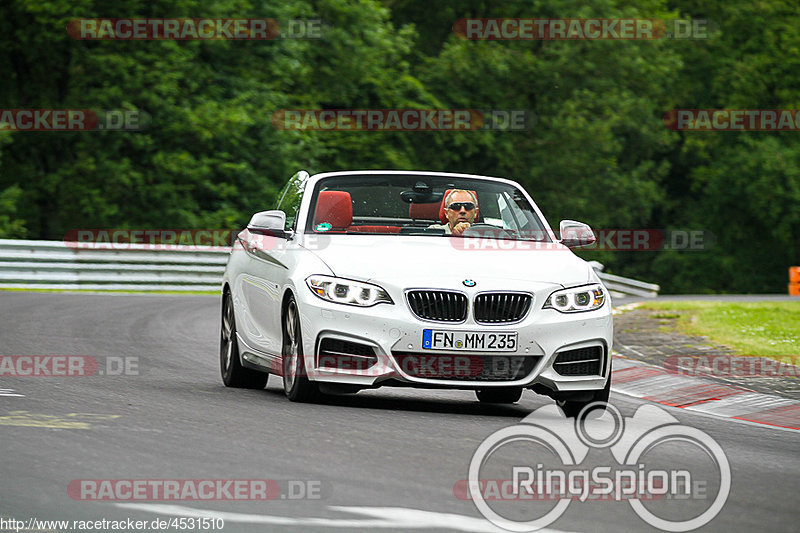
444,189,478,207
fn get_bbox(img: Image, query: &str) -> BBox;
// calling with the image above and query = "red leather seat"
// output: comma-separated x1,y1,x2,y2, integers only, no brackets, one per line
348,225,402,234
315,192,400,233
314,191,353,231
408,201,441,220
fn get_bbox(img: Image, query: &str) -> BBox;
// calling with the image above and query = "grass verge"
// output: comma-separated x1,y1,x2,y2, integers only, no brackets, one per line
638,301,800,359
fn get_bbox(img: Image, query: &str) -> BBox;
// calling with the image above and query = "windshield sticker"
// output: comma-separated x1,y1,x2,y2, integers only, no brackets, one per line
315,222,332,232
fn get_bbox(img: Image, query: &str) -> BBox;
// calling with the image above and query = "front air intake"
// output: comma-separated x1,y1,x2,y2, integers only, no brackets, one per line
317,338,377,370
553,346,604,376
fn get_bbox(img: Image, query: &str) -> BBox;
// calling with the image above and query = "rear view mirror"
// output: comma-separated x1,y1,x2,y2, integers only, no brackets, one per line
248,210,290,238
559,220,596,248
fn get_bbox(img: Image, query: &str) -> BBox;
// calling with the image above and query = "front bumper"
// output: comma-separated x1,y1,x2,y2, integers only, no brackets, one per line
295,287,613,391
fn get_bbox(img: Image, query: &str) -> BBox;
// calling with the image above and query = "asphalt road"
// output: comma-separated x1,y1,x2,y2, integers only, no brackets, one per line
0,292,797,532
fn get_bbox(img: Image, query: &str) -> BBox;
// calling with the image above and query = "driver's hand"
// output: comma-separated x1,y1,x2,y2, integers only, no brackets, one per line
452,222,471,236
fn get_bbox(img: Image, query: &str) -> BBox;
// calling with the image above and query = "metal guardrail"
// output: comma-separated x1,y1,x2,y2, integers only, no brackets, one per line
0,239,659,297
590,261,660,298
597,272,660,298
0,239,229,291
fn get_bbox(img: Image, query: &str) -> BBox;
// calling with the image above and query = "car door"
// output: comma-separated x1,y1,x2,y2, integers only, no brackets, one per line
239,171,308,356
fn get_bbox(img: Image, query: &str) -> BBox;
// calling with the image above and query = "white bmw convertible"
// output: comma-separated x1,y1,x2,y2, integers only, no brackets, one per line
220,170,613,415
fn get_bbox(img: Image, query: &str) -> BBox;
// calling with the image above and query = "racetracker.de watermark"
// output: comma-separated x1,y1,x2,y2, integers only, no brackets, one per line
448,229,714,251
312,353,527,380
0,109,150,132
67,18,324,40
64,229,238,249
453,18,711,40
270,109,534,131
665,109,800,131
2,517,224,533
64,229,334,253
665,355,800,378
67,479,327,501
0,356,139,377
271,353,529,380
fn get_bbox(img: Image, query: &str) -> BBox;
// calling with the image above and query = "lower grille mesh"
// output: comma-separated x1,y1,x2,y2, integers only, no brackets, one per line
553,347,603,376
318,338,377,370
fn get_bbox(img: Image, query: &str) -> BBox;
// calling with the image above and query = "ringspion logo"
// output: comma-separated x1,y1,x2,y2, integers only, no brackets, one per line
466,403,730,531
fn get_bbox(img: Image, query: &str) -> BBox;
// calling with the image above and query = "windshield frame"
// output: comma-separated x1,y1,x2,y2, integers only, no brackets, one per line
296,171,556,242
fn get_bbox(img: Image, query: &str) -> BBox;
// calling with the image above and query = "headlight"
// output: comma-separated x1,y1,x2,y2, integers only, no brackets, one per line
543,284,605,313
306,275,393,307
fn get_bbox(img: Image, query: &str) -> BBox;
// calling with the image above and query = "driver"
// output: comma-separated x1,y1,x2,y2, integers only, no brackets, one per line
428,189,478,236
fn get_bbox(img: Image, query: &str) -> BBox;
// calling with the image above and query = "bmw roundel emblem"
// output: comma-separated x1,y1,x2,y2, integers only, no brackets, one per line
462,279,476,287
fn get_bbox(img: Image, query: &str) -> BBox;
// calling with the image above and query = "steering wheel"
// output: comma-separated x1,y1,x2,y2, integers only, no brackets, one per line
461,223,512,238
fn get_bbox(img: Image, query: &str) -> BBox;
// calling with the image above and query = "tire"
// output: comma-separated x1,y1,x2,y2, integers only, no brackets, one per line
475,387,523,404
220,291,269,389
556,374,611,418
282,295,320,402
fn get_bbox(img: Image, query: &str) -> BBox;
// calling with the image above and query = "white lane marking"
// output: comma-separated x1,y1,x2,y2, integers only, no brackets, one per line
614,343,649,359
611,303,641,315
0,388,24,397
114,503,574,532
615,375,691,397
650,400,800,434
609,356,638,371
684,392,796,417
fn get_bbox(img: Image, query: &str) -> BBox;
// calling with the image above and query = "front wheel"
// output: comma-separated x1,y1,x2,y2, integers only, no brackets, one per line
475,387,523,404
556,375,611,417
282,295,320,402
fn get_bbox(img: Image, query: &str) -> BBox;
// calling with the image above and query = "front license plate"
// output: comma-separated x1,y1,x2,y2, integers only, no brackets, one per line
422,330,517,352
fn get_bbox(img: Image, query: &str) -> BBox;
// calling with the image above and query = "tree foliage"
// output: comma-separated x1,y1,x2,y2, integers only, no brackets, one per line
0,0,797,292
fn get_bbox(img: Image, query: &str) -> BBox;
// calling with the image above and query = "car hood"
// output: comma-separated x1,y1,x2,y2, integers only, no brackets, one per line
301,235,592,288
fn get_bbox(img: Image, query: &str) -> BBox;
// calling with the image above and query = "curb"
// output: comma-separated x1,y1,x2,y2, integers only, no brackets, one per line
610,353,800,431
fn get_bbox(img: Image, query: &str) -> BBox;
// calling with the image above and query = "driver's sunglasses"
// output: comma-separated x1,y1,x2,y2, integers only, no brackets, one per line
447,201,476,211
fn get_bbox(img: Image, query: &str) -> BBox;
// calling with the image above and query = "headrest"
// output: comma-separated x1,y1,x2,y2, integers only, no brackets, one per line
314,191,353,230
408,201,442,220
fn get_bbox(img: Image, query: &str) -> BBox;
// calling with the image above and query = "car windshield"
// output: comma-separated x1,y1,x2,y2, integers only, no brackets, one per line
305,174,551,241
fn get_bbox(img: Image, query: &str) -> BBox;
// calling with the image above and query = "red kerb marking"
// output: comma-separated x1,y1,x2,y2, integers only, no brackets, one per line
611,367,664,383
644,384,746,407
733,404,800,430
